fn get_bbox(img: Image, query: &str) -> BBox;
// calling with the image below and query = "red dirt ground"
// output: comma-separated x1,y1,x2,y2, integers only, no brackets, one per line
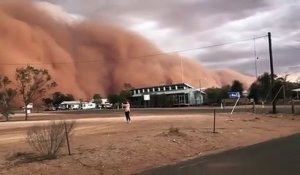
0,112,300,175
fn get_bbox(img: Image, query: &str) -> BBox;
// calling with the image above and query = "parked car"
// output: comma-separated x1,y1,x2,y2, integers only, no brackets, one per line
45,106,57,111
103,102,113,109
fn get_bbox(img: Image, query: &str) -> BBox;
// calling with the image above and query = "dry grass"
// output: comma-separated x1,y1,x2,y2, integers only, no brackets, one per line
168,126,180,134
26,120,75,158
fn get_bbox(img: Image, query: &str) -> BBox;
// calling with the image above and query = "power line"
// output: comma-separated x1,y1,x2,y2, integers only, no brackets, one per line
128,35,267,59
0,59,101,66
0,35,267,66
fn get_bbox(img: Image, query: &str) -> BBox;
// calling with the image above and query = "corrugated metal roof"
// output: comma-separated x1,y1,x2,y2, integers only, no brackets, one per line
131,83,194,90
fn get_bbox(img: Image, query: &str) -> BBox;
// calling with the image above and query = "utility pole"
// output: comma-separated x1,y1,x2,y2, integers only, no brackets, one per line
180,54,184,83
253,37,258,78
268,32,276,114
199,79,202,90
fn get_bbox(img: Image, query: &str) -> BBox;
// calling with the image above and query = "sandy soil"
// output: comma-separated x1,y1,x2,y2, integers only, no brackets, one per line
0,113,300,175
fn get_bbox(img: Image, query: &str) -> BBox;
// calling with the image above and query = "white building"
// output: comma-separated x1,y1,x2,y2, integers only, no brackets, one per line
81,102,97,109
58,101,97,110
58,101,81,110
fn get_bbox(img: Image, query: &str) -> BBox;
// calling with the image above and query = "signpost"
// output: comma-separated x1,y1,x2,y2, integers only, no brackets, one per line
228,92,240,99
228,92,240,114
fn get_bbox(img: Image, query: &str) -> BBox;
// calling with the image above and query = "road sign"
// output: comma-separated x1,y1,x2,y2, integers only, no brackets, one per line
228,92,240,99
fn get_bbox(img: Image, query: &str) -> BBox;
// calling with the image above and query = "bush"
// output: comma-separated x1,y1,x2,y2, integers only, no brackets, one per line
169,126,180,134
26,120,75,158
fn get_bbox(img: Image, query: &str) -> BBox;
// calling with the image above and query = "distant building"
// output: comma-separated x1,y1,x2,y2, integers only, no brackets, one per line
58,101,97,110
131,83,205,107
58,101,81,110
292,88,300,100
23,103,33,113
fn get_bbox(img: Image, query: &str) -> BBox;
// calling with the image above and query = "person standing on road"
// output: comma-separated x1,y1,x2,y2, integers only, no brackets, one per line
122,100,131,123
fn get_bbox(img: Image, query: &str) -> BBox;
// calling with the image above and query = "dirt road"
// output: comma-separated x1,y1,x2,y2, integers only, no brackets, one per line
0,112,299,175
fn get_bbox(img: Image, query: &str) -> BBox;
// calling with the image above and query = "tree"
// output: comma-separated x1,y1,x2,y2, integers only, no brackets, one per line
52,92,74,107
43,92,74,110
0,76,17,121
16,65,57,120
204,85,230,104
107,94,120,106
119,90,131,103
257,72,274,101
248,73,272,103
247,72,300,103
119,83,133,103
93,93,102,108
230,80,244,95
107,83,134,108
42,98,53,107
248,82,260,103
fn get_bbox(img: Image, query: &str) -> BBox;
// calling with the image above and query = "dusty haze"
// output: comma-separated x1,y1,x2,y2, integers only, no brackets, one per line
0,0,254,100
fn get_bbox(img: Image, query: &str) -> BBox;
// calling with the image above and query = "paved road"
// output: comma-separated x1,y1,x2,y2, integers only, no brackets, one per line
139,134,300,175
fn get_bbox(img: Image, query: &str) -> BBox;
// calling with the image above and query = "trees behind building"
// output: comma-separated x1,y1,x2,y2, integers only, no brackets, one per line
230,80,244,95
43,92,75,109
92,94,102,108
108,83,133,107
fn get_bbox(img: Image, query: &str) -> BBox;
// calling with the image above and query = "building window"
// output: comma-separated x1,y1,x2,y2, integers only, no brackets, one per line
178,95,185,104
177,94,189,104
142,89,145,93
138,89,140,93
163,87,166,91
147,88,150,92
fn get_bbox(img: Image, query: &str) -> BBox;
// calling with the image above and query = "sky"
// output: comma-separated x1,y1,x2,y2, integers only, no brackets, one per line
37,0,300,81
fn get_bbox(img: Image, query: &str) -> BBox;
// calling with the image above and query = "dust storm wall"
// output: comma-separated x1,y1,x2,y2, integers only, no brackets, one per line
0,0,254,100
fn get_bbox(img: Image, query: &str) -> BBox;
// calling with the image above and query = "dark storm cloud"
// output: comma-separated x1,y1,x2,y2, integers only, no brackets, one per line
41,0,270,32
38,0,300,77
